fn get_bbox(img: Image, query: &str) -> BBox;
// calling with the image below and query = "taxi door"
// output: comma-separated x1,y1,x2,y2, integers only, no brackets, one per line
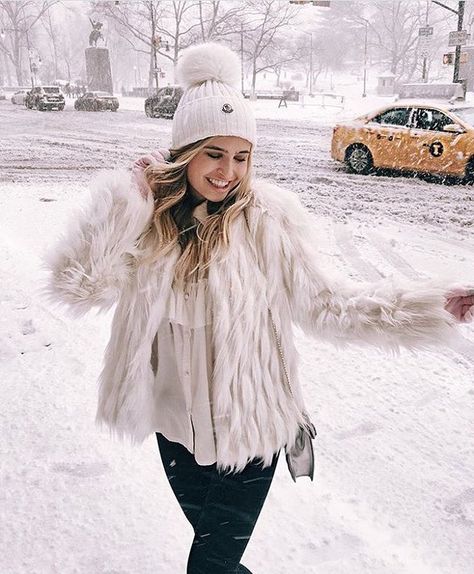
364,107,415,169
407,107,467,175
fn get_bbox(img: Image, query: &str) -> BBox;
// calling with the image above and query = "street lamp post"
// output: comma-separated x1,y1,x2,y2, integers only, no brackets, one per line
151,35,170,93
2,24,41,88
354,16,370,98
432,0,465,85
453,0,465,84
25,29,35,88
297,30,314,96
362,20,368,97
421,0,430,83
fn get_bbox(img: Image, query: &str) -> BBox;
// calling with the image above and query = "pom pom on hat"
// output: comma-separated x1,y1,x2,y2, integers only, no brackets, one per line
176,43,240,89
172,42,256,149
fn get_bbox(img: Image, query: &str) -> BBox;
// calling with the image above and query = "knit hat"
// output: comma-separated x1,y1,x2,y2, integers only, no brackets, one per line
171,43,257,149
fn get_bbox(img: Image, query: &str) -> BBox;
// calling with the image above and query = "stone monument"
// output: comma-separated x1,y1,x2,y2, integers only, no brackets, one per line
85,18,113,94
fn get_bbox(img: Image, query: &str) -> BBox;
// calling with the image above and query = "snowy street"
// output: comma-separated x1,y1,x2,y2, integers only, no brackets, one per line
1,99,474,574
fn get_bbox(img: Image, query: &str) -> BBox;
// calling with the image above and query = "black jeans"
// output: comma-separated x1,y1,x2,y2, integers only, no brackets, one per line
156,433,279,574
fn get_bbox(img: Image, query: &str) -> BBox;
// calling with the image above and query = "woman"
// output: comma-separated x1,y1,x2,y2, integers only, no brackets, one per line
47,43,473,574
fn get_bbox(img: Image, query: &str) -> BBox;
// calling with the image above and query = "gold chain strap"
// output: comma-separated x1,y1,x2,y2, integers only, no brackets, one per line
269,308,316,439
268,308,295,402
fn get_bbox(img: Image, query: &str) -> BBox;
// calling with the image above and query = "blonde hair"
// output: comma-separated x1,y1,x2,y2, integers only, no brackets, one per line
143,137,254,285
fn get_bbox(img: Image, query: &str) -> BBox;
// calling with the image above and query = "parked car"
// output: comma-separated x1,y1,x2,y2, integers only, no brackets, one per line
145,85,183,119
25,86,65,111
11,90,29,105
331,102,474,182
74,91,119,112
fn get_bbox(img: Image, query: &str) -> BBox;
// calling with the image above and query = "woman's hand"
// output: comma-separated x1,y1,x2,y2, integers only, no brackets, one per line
444,287,474,323
132,148,170,198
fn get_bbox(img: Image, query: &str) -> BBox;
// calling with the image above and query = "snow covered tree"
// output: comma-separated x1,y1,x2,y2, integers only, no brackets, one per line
93,0,209,91
192,0,241,42
239,0,299,98
0,0,59,85
364,0,425,82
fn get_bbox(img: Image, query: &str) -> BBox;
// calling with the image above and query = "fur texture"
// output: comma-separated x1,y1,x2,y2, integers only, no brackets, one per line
176,42,240,89
46,171,458,471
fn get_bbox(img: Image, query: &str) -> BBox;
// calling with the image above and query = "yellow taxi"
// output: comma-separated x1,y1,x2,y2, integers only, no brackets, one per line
331,103,474,181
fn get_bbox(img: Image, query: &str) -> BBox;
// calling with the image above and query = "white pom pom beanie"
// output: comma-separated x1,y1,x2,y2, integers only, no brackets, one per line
171,43,257,149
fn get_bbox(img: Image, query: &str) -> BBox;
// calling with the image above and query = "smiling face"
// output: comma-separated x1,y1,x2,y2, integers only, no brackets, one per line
186,136,252,202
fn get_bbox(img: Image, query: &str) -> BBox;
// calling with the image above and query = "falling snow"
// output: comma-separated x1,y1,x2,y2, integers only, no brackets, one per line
1,94,474,574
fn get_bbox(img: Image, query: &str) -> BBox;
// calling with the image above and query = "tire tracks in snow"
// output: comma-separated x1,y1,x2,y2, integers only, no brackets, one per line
366,229,430,282
333,222,474,365
333,224,384,282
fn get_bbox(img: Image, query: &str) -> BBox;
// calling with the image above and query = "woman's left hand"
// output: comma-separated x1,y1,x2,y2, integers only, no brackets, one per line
445,288,474,323
132,148,170,198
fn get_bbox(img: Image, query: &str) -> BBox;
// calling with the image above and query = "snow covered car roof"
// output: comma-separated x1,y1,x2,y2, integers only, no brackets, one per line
353,101,474,123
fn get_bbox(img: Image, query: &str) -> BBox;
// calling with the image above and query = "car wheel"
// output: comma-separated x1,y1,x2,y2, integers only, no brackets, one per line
465,158,474,184
345,145,374,175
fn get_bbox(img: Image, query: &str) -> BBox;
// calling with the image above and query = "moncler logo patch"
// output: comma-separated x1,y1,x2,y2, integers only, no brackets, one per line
222,103,233,113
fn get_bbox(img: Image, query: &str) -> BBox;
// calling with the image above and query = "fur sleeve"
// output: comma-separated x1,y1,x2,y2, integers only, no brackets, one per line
252,180,457,351
45,169,154,315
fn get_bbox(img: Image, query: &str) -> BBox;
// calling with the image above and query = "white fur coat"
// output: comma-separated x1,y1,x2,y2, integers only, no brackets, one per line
46,170,457,471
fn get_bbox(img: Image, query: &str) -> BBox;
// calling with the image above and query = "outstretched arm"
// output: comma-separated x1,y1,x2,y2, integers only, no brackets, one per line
256,183,469,351
45,169,154,315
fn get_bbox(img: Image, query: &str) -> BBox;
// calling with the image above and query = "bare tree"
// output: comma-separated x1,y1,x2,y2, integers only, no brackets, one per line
194,0,241,42
291,1,358,92
93,0,164,90
259,34,300,88
240,0,298,98
94,0,206,91
364,0,425,81
57,4,89,85
0,0,59,85
162,0,202,63
293,34,324,91
40,4,59,80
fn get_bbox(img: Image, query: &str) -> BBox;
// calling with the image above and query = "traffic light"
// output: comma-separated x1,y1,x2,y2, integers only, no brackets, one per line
443,53,454,65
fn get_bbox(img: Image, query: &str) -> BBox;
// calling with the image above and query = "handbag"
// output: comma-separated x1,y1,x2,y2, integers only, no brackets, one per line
269,310,317,482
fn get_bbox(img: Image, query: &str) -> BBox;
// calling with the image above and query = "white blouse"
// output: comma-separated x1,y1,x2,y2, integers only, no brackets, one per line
151,203,218,465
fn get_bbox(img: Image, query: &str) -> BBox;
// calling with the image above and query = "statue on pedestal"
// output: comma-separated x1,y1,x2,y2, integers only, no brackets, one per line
89,18,104,47
85,17,113,94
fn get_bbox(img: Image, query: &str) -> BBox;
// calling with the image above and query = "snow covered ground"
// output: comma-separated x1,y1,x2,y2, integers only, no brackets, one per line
1,97,473,574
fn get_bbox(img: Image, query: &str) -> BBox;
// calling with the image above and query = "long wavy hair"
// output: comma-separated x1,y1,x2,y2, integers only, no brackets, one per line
143,137,254,286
